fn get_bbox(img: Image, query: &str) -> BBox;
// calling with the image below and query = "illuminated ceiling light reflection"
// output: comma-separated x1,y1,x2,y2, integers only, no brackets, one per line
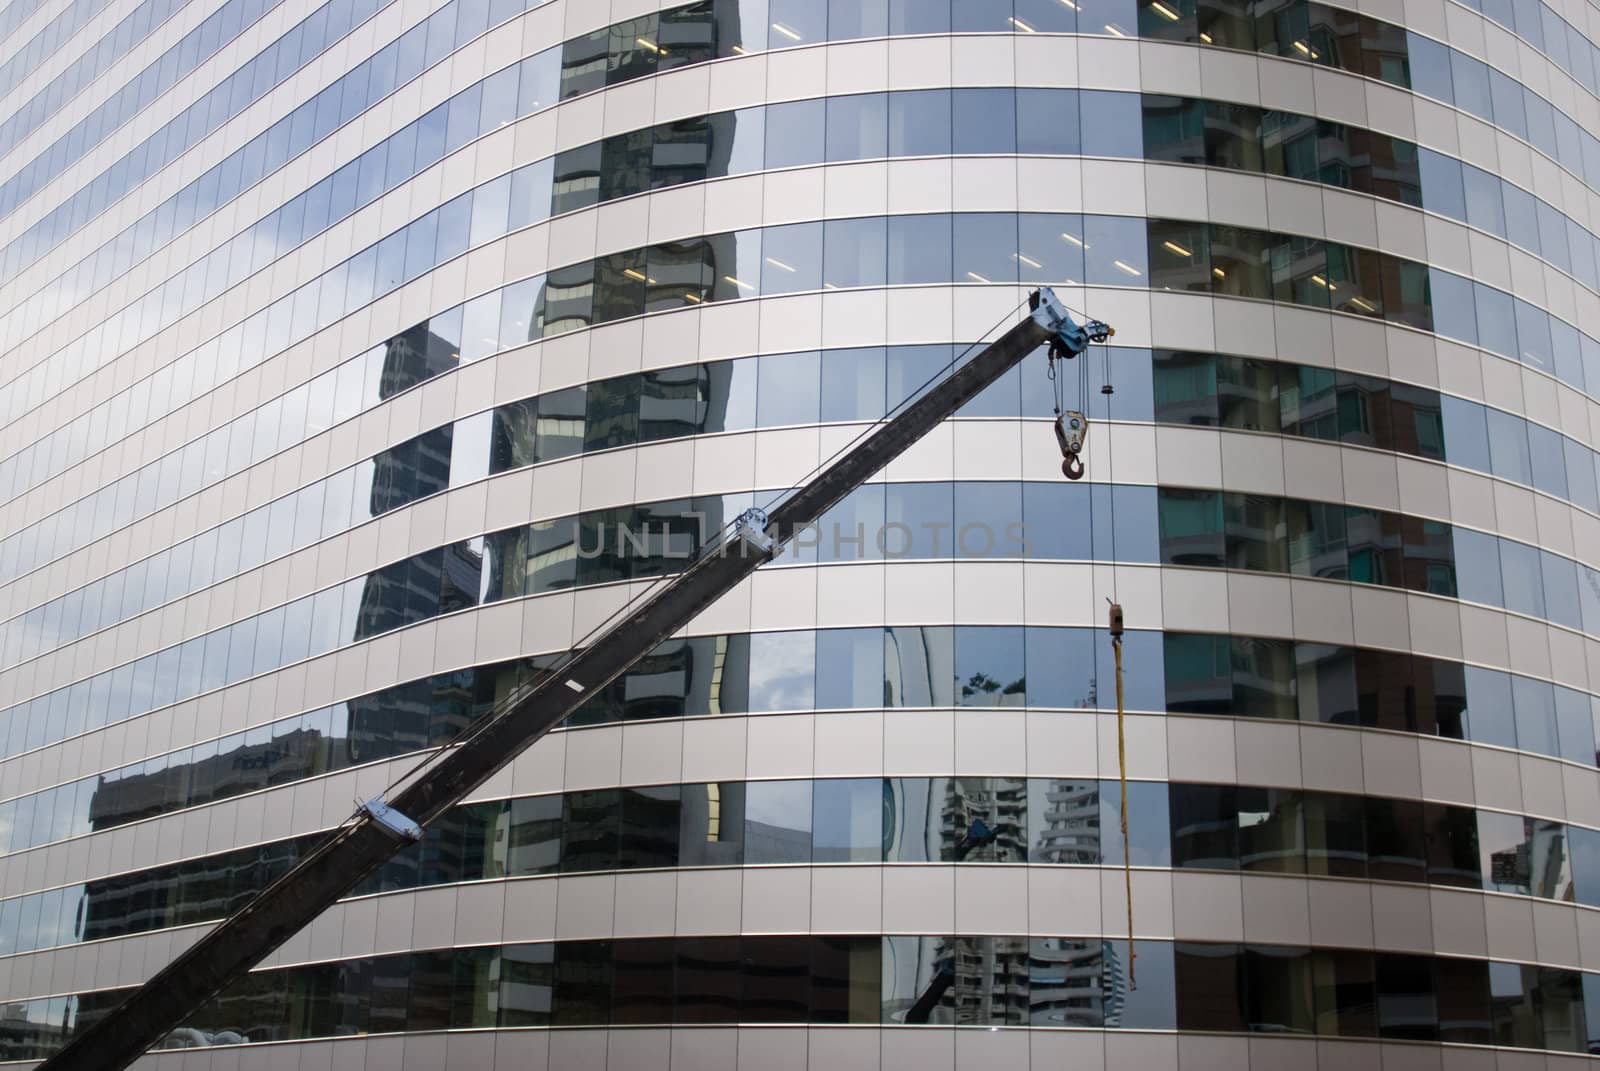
770,22,802,40
1161,240,1193,257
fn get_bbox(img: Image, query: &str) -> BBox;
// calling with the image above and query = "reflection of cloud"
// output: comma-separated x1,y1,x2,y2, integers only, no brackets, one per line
751,637,815,710
744,782,809,828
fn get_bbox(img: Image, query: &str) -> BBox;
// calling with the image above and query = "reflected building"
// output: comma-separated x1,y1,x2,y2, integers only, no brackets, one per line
1030,780,1101,865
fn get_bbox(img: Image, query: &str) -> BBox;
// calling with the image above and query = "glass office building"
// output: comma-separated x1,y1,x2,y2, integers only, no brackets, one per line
1,0,1600,1064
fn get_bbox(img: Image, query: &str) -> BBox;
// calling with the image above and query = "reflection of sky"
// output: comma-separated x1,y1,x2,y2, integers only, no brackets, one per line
1106,940,1176,1029
813,780,880,857
748,632,815,710
744,780,811,832
882,935,947,1023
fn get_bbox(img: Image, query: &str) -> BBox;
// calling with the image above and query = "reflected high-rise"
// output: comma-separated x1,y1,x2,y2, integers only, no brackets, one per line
1,0,1599,1066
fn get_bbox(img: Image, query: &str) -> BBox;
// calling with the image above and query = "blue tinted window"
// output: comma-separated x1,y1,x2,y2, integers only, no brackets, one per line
1440,395,1491,473
1535,201,1570,273
823,217,887,288
1555,687,1597,767
1022,482,1094,561
953,212,1020,285
760,223,823,295
764,99,825,169
825,92,887,162
1451,528,1502,607
1083,215,1148,285
1497,540,1545,619
1487,69,1527,139
888,89,951,156
887,214,952,284
1024,626,1095,707
1473,284,1517,359
1549,319,1584,390
891,0,951,33
1502,185,1540,254
953,88,1017,154
1427,270,1477,347
1017,89,1080,155
1449,52,1493,120
1461,167,1505,237
1512,300,1551,372
1080,90,1142,158
1563,439,1598,513
884,482,953,558
1417,148,1465,221
757,350,821,426
1464,665,1516,749
1525,422,1566,498
821,347,887,421
1540,551,1581,631
815,629,886,709
1016,213,1086,286
955,626,1026,705
812,779,882,861
1485,408,1532,485
1572,827,1600,906
1511,675,1558,758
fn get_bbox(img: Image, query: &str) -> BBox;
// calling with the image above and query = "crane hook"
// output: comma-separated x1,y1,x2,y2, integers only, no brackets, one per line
1054,410,1088,481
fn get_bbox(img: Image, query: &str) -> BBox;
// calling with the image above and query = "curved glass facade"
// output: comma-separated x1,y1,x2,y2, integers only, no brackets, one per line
1,0,1598,1066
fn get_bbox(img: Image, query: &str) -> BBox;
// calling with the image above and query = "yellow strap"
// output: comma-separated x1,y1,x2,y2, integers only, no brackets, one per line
1114,636,1135,989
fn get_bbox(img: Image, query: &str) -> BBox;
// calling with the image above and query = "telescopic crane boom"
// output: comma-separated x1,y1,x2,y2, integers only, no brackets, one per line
39,289,1111,1071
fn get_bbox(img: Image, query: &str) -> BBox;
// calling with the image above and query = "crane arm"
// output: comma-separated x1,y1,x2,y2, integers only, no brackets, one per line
39,289,1110,1071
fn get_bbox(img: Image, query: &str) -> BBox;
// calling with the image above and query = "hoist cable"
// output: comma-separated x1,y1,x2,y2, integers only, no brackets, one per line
1114,633,1135,990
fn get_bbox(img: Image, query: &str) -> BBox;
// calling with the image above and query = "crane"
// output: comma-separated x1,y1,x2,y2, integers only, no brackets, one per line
38,288,1112,1071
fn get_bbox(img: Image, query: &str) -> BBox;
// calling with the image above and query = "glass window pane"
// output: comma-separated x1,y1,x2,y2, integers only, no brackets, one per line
747,631,816,711
953,212,1020,285
765,99,826,169
755,350,821,427
952,88,1016,154
889,89,952,156
815,627,886,709
1084,215,1148,285
760,223,822,294
884,625,954,707
744,780,813,863
887,214,952,284
812,778,884,862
